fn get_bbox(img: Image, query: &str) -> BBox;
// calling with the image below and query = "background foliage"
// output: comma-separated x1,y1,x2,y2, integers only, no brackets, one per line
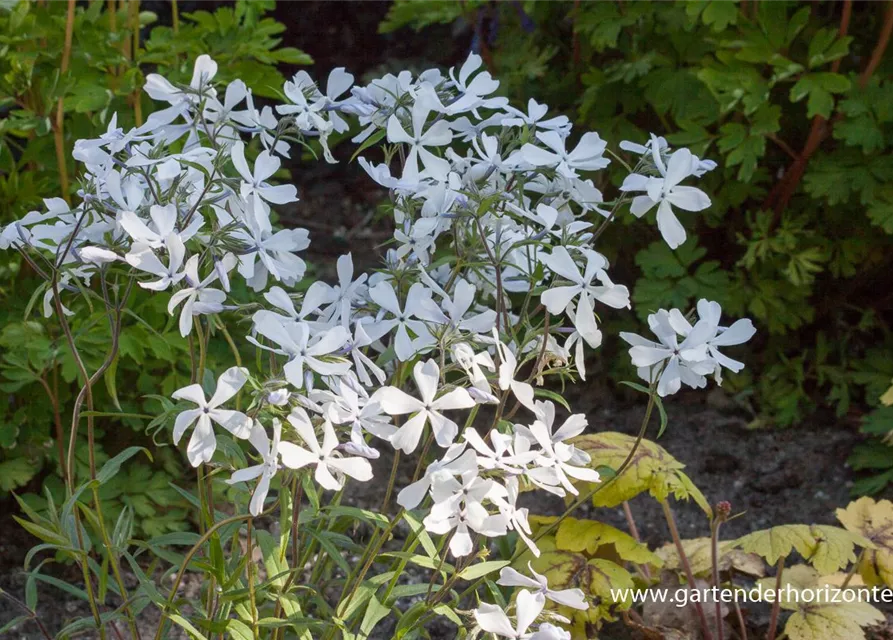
382,0,893,491
0,0,309,532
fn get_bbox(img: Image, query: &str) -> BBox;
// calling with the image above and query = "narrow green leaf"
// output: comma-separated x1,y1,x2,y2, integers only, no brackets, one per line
0,615,30,634
359,595,390,638
226,619,254,640
96,446,151,484
104,354,122,411
403,512,437,559
305,530,350,574
169,613,209,639
456,560,510,581
350,129,386,163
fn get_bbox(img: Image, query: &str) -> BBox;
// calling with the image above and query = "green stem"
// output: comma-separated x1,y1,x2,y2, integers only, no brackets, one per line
380,450,401,514
332,512,403,632
91,484,142,640
154,515,252,640
273,475,304,640
194,316,208,382
73,509,107,639
171,0,178,33
425,531,454,602
246,518,258,637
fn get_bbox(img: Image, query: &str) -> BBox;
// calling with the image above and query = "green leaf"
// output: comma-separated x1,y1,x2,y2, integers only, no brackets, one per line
25,569,37,609
0,457,38,491
533,388,571,412
226,619,254,640
457,560,510,581
755,565,884,640
734,524,871,570
27,570,90,601
104,354,122,411
866,189,893,234
13,517,70,548
255,529,288,589
350,129,386,163
381,551,454,573
358,595,390,638
789,73,851,118
324,505,390,528
836,497,893,587
271,47,313,65
808,28,852,69
96,446,151,484
403,511,437,559
689,1,739,32
305,530,351,575
0,616,30,635
170,613,209,639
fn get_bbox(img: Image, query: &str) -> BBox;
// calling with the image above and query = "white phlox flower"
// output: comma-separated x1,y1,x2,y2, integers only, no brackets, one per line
311,375,394,458
645,300,756,387
396,443,477,510
473,590,548,639
125,234,186,291
620,140,711,250
226,419,283,516
520,130,610,178
249,315,351,390
423,468,508,557
366,281,437,362
498,564,589,610
278,407,373,491
171,366,252,467
619,308,716,397
231,141,299,211
167,255,230,337
374,359,476,454
386,100,452,182
540,246,629,350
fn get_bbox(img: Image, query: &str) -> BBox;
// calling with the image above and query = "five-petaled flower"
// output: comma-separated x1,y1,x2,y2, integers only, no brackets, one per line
171,367,252,467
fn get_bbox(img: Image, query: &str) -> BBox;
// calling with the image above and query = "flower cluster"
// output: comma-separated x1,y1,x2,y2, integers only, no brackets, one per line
1,53,754,636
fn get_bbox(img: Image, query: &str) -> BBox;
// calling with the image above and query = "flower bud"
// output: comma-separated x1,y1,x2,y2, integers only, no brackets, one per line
715,501,732,522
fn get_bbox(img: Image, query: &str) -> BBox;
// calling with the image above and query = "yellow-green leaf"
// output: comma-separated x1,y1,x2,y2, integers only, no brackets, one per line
836,496,893,587
555,517,662,566
737,523,871,574
807,525,873,575
755,565,884,640
570,432,711,515
735,525,817,565
655,537,765,578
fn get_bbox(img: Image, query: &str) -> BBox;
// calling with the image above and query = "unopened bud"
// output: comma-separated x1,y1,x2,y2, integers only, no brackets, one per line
468,386,499,405
715,501,732,521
